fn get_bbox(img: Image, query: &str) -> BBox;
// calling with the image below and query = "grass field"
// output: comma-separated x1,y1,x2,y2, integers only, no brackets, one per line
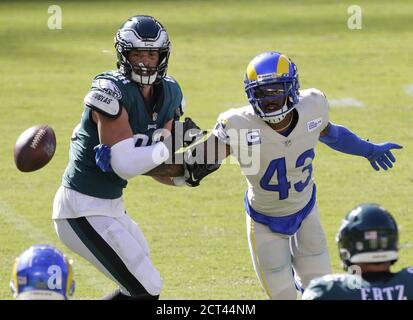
0,0,412,299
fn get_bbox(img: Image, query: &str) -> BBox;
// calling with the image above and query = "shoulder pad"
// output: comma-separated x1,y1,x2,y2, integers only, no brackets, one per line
217,107,241,122
93,78,123,100
162,75,181,92
95,70,131,86
302,274,347,300
84,75,126,118
163,75,178,84
161,76,184,121
308,88,326,97
84,89,121,118
301,88,329,116
311,88,328,105
302,276,328,300
299,88,326,100
217,106,252,125
402,267,413,275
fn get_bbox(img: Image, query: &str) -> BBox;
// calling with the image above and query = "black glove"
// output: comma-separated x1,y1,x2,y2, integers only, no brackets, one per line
163,117,205,164
172,117,205,149
183,147,221,187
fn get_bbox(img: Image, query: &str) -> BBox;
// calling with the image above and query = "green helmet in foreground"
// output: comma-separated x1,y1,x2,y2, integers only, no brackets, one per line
337,203,398,268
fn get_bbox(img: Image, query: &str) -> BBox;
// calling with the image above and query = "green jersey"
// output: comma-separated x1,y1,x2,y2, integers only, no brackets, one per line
62,70,183,199
302,267,413,300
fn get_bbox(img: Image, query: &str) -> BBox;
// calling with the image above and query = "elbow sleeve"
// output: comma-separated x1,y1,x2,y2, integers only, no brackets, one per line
110,138,169,180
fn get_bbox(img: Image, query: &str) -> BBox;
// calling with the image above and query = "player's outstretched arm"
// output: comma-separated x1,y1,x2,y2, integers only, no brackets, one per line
93,109,170,179
94,116,205,180
94,143,185,177
319,122,403,171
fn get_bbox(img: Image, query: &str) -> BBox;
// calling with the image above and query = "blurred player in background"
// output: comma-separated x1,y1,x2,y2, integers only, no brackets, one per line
10,244,75,300
53,15,197,300
182,51,403,299
303,204,413,300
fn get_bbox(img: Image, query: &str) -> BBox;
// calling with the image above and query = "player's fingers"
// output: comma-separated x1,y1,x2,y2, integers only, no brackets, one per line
385,151,396,162
377,159,388,171
387,143,403,150
370,161,380,171
381,156,393,168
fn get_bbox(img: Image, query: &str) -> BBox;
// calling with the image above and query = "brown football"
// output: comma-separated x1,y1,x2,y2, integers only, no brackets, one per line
14,124,56,172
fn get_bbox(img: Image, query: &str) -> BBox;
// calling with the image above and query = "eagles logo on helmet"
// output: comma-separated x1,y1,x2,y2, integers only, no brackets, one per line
114,15,170,85
244,51,300,124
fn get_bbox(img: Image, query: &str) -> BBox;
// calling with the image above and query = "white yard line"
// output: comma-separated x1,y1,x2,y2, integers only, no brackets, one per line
405,84,413,97
101,49,115,56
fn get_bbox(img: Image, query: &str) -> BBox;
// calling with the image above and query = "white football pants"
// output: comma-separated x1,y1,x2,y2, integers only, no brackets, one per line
54,214,162,297
246,204,331,300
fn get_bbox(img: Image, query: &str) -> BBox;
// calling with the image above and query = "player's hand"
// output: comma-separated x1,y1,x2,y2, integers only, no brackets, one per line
182,117,206,146
162,117,206,163
367,142,403,171
171,117,206,150
94,144,113,173
183,149,221,187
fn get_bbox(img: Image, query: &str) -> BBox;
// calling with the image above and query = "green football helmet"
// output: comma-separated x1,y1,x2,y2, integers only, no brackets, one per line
337,203,398,268
114,15,170,85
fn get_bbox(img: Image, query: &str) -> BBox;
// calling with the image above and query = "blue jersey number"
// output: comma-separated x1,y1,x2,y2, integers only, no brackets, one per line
260,148,315,200
260,158,291,200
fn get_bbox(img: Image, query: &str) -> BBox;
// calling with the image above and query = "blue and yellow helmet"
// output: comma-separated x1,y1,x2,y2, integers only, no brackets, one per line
10,244,75,300
244,51,300,123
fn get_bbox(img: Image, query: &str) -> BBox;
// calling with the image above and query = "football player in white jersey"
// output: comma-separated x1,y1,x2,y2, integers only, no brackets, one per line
183,51,403,299
95,51,402,299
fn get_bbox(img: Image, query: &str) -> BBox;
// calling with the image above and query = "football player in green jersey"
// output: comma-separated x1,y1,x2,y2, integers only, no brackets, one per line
52,15,199,300
302,203,413,300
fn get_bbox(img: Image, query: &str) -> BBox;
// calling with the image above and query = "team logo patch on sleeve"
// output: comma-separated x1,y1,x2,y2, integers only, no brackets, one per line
96,79,122,100
307,118,323,132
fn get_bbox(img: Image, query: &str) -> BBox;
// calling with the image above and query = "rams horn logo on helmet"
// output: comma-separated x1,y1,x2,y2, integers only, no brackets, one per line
244,51,300,124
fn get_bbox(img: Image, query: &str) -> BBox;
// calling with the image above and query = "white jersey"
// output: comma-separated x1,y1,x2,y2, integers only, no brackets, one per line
213,88,329,217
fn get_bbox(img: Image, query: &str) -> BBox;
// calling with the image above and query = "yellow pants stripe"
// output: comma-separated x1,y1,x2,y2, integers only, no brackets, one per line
249,218,272,299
